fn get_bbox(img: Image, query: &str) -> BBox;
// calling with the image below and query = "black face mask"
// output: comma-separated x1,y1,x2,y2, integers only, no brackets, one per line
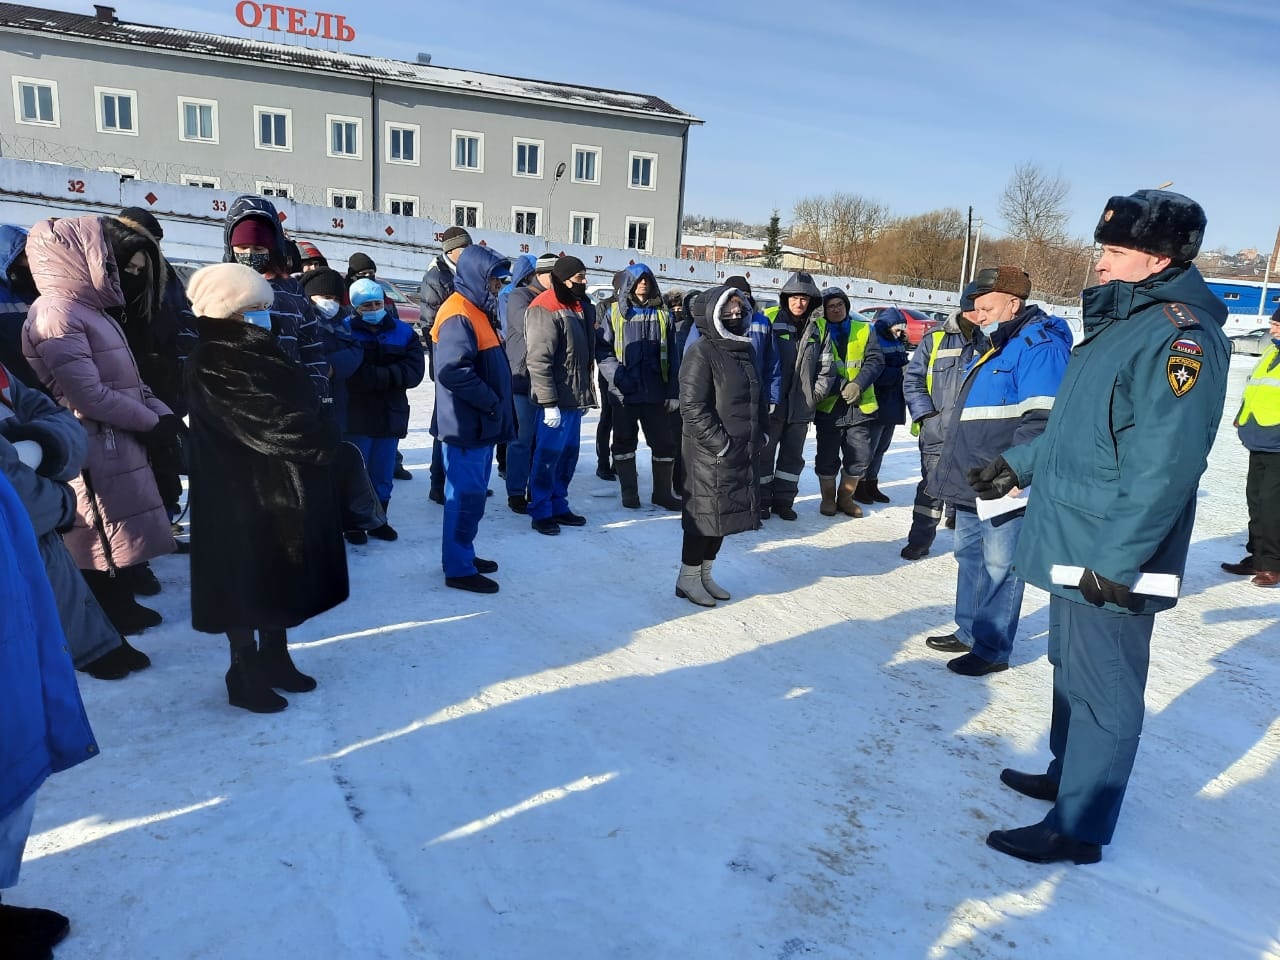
567,281,587,299
120,270,148,303
721,310,747,336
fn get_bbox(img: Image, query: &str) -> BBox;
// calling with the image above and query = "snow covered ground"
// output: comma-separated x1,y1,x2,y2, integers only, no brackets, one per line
17,356,1280,960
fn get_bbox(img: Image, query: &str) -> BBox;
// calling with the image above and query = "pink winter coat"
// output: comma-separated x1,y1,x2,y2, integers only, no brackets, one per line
22,217,174,572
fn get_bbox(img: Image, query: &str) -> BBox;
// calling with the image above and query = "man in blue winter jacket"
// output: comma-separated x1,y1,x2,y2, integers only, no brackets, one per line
926,265,1072,675
972,190,1230,865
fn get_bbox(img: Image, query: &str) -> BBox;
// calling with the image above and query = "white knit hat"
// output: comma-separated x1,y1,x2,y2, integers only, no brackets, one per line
188,263,274,320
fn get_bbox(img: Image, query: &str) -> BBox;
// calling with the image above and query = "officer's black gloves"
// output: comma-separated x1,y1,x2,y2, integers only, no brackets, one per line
1078,568,1133,609
966,456,1018,500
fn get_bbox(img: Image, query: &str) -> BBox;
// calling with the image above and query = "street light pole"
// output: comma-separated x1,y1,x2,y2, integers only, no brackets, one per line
1257,224,1280,319
545,161,567,242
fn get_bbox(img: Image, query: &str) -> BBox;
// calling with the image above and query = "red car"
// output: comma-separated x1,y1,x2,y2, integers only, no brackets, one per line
856,305,939,347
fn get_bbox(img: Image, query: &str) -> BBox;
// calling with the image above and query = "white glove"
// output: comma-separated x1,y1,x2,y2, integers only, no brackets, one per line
13,439,43,471
664,398,680,413
543,407,563,428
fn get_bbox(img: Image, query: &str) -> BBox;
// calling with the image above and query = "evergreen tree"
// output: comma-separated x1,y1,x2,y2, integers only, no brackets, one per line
763,211,783,268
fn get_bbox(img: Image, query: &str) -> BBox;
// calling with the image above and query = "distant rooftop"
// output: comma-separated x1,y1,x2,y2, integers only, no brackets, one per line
0,2,702,125
681,235,815,256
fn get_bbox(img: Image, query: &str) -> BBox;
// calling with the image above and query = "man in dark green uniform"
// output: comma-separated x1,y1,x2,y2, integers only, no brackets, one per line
968,189,1230,864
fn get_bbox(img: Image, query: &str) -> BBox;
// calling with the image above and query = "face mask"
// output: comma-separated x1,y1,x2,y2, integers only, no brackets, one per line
568,281,587,299
235,251,272,273
358,308,386,325
242,309,272,330
312,298,340,320
120,271,148,303
721,310,747,336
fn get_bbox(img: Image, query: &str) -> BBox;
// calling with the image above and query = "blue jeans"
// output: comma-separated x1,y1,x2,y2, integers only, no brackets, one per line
866,422,897,482
348,435,399,507
1043,595,1153,845
441,444,493,577
506,394,538,498
528,408,583,521
953,506,1025,664
0,792,36,888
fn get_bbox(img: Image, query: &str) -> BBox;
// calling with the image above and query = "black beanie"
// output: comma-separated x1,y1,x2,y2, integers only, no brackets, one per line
1093,189,1206,263
553,256,587,282
119,206,163,240
725,275,752,296
347,252,376,278
302,267,347,300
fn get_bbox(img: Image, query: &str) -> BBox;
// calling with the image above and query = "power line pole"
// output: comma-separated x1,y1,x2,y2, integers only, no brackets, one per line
1258,224,1280,319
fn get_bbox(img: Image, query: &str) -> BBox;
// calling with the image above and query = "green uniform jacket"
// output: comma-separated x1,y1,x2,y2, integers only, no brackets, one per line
1001,265,1230,614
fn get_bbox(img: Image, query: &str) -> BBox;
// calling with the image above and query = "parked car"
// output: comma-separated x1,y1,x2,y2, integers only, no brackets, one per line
856,305,938,347
1230,328,1271,357
374,278,422,331
388,279,422,305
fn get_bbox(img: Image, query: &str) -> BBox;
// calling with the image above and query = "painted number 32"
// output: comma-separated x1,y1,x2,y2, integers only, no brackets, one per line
67,179,85,193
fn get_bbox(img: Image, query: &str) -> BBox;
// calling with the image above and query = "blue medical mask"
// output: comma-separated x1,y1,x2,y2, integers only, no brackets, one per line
312,298,340,320
234,251,272,273
242,309,272,330
358,308,386,325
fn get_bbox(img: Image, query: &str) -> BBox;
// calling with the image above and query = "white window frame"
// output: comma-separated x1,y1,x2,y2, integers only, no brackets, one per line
99,166,139,180
94,86,137,136
384,193,419,217
451,129,484,172
386,122,419,166
180,174,221,189
254,105,293,152
326,188,362,210
570,211,599,246
512,206,543,236
628,151,657,191
512,137,544,179
255,180,293,199
625,216,655,253
177,97,218,144
571,144,601,185
326,114,363,160
12,76,59,127
451,201,483,229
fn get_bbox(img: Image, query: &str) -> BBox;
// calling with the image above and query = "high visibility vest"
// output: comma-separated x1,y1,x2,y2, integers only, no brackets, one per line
909,329,969,436
610,302,670,382
815,317,878,415
1238,344,1280,427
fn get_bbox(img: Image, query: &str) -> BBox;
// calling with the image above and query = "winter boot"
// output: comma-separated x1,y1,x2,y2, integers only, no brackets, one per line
368,501,398,541
675,563,716,607
257,630,317,693
225,644,287,714
818,476,839,517
123,562,162,596
82,570,163,635
615,455,642,509
772,498,798,521
0,898,70,958
650,458,682,511
867,479,891,503
837,475,864,518
700,560,730,600
853,480,876,505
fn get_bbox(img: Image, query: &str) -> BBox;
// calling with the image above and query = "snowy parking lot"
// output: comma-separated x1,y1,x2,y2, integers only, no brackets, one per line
20,355,1279,960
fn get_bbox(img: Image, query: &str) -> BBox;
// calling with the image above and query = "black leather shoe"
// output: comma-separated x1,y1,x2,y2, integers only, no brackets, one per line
344,529,368,545
1000,768,1059,802
595,465,617,481
369,523,398,542
531,518,561,536
901,544,930,561
446,573,499,594
508,495,528,514
926,633,970,653
1221,557,1255,576
947,652,1007,676
986,823,1101,865
551,511,586,526
474,558,499,574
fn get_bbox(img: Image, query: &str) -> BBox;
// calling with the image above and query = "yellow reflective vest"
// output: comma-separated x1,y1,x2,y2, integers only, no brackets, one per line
1238,344,1280,427
815,318,878,415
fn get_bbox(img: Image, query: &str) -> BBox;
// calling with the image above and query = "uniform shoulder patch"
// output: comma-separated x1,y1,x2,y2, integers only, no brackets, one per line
1163,303,1202,330
1170,337,1203,357
1167,356,1201,397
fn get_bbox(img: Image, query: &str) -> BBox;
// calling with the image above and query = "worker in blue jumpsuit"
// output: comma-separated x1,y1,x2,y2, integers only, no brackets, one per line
969,190,1230,864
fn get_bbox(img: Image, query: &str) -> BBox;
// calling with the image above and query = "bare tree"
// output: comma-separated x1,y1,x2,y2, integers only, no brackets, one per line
790,192,891,275
866,208,967,286
998,162,1070,249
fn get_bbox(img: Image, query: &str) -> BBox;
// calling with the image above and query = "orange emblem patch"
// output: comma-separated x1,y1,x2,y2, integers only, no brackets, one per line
1167,356,1201,397
1103,209,1114,222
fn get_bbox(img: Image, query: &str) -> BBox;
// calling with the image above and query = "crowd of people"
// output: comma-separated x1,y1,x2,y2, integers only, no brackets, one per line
1,185,1269,957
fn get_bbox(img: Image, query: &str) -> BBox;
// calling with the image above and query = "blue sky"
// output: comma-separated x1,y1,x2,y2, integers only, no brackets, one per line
125,0,1278,251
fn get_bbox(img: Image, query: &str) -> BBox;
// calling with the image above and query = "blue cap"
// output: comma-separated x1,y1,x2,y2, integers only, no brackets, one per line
349,277,383,307
959,280,980,312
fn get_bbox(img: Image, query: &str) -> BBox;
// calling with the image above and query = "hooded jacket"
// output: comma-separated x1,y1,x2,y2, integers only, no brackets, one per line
0,224,41,388
870,308,910,426
430,245,515,448
679,285,767,537
929,303,1073,509
597,264,677,406
766,273,838,423
1002,265,1229,614
683,293,783,407
21,217,175,572
347,309,426,438
902,312,989,457
525,283,599,410
419,252,457,376
501,255,545,395
223,196,330,405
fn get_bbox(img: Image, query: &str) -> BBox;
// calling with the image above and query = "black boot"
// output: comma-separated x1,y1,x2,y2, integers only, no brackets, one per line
0,897,70,958
772,498,798,521
867,480,891,503
80,636,151,680
369,501,398,541
122,562,162,596
257,630,316,693
82,569,162,635
852,480,876,505
614,456,641,509
650,458,682,511
225,639,288,713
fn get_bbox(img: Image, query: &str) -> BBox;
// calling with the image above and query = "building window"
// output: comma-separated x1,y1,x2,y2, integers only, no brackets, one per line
385,194,418,217
254,106,292,151
95,87,136,135
327,115,362,159
572,144,600,184
327,189,361,210
628,151,657,190
452,202,482,228
452,130,483,172
513,138,543,178
626,217,654,253
256,180,292,199
387,123,418,165
13,77,58,127
571,212,598,246
512,207,542,236
100,166,138,180
178,97,218,143
180,174,220,189
1223,292,1240,301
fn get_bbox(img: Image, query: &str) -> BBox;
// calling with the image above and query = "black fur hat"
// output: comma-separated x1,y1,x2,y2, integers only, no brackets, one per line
1093,189,1206,263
